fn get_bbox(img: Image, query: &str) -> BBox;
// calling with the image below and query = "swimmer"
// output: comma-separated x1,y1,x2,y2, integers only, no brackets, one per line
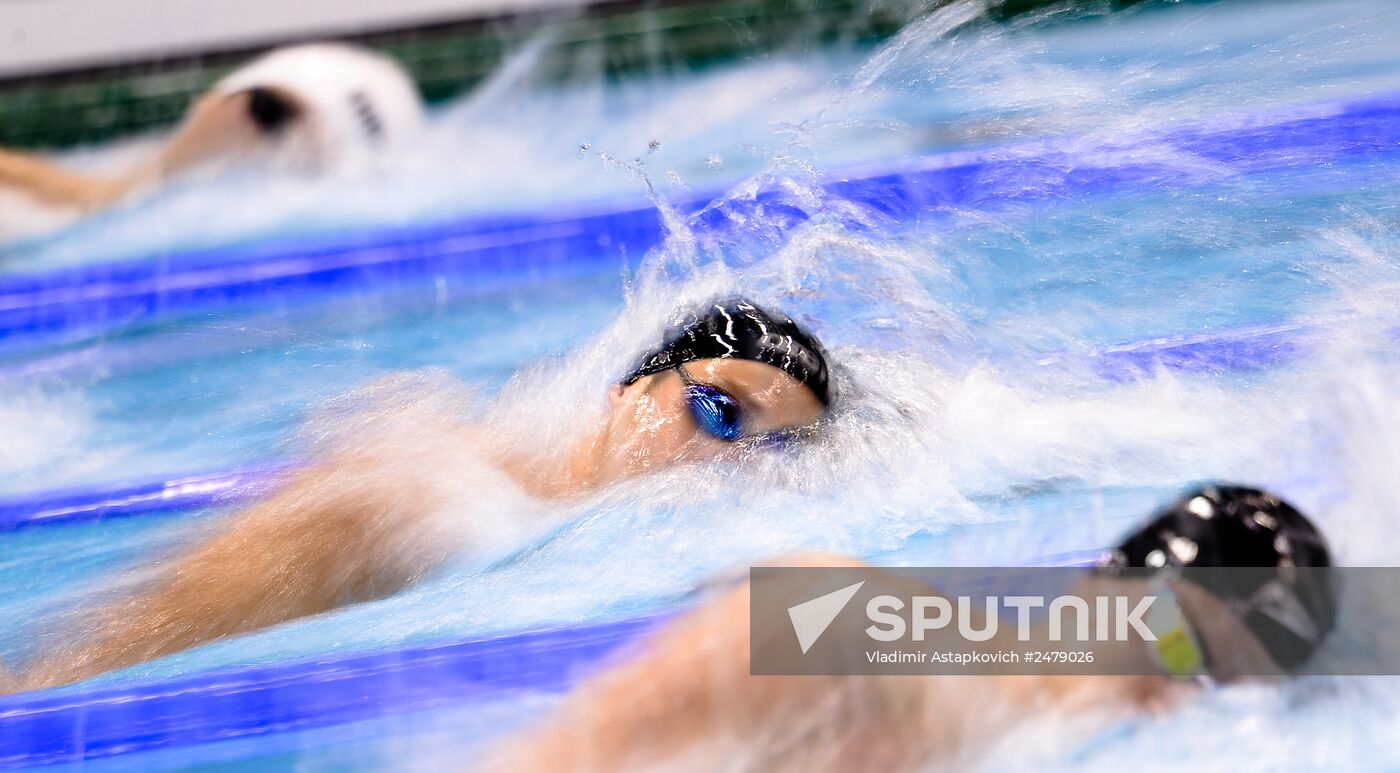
0,43,423,241
5,298,831,692
492,485,1337,772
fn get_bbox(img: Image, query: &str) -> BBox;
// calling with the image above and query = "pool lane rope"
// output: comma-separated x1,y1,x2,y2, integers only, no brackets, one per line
0,614,672,769
3,90,1400,355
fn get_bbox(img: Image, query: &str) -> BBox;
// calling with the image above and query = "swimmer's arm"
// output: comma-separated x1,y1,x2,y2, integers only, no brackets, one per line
490,557,1168,772
488,554,944,772
0,88,286,211
14,461,443,693
0,148,136,208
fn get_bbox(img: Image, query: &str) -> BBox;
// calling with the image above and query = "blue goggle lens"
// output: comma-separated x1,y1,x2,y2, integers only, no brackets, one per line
684,384,744,442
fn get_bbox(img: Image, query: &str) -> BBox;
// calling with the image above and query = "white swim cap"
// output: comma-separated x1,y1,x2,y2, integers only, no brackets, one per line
210,43,424,170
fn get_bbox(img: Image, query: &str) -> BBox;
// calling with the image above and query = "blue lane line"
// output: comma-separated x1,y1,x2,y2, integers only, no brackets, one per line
0,613,670,770
2,91,1400,353
1042,320,1319,380
0,466,290,532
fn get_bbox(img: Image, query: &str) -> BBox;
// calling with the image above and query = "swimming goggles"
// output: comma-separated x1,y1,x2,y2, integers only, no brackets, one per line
1144,576,1210,680
676,362,746,442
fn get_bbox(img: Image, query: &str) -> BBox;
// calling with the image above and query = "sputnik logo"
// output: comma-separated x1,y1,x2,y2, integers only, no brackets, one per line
787,581,865,654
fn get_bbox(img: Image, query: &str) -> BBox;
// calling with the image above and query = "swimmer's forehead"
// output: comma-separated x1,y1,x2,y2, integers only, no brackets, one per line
687,357,824,430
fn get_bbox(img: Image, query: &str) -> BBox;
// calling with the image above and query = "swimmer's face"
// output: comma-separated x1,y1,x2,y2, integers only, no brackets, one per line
594,357,826,482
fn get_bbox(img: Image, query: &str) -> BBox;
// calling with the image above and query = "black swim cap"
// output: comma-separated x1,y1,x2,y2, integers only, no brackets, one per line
1098,485,1337,672
621,298,832,407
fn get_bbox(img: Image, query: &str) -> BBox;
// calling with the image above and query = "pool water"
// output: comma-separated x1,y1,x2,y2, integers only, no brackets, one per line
4,0,1400,769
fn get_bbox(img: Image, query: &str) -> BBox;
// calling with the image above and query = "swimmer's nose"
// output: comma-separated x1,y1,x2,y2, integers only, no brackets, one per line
246,88,299,134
